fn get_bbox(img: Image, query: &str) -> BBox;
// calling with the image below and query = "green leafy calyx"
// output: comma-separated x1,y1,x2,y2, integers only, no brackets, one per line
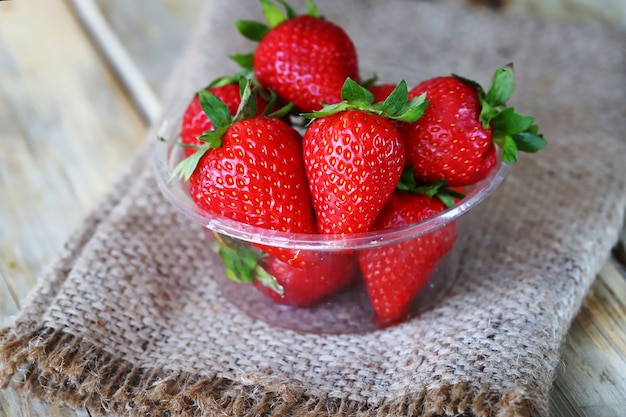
169,78,292,183
301,78,429,123
230,53,255,71
168,88,233,183
455,63,546,164
212,233,284,295
203,69,252,90
236,0,321,42
396,167,465,208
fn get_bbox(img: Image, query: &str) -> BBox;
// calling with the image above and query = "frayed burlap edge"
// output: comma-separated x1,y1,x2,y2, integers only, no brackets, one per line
0,326,536,417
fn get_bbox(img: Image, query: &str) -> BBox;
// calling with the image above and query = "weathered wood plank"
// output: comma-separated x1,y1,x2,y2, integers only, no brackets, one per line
69,0,161,124
0,269,18,327
91,0,202,101
0,0,146,305
551,261,626,417
0,1,146,413
0,389,91,417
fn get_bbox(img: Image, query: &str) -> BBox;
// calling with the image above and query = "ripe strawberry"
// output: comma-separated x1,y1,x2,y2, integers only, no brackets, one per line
368,83,396,103
302,78,428,234
403,64,546,186
304,112,403,234
181,83,242,156
181,77,277,157
171,80,318,267
235,0,358,112
211,233,356,306
357,191,457,326
253,253,358,306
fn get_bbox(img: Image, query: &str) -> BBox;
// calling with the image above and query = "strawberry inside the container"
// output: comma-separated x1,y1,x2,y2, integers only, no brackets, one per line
164,0,546,328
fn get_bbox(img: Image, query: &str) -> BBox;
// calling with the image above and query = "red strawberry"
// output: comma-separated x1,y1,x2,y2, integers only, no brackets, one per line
236,0,358,112
181,79,277,156
211,233,356,306
253,253,358,306
181,83,242,156
304,111,403,234
368,83,396,103
403,64,546,186
404,77,496,186
301,78,428,234
358,191,457,326
171,81,318,267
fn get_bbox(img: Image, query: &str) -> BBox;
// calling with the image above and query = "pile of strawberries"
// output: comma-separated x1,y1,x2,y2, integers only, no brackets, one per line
169,0,545,326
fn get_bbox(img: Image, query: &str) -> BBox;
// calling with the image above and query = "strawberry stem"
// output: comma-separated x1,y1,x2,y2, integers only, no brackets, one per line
254,266,285,295
359,73,379,89
232,78,256,122
168,80,246,184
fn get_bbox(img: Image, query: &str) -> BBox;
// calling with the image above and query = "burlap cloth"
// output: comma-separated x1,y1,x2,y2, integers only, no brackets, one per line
1,1,625,416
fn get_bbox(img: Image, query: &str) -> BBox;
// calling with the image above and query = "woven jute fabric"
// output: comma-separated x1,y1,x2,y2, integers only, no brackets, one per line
1,1,625,416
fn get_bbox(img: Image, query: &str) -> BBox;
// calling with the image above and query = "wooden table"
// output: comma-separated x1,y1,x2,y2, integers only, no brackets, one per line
1,1,624,416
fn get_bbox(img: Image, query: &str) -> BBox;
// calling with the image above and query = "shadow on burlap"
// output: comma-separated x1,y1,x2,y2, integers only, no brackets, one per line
1,1,625,416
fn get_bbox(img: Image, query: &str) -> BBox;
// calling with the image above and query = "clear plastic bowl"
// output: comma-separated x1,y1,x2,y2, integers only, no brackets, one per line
153,81,510,335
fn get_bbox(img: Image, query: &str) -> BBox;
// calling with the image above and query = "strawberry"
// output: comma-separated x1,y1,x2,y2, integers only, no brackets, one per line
254,253,358,306
235,0,358,112
212,233,356,307
303,111,403,234
368,83,396,103
403,64,546,186
181,76,277,156
181,83,241,156
171,80,319,267
301,78,428,234
357,189,458,326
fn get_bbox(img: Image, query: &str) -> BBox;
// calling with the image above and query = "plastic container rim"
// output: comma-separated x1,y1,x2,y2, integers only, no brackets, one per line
153,115,510,251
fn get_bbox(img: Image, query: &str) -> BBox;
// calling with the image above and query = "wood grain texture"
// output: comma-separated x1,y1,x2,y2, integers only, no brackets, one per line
0,0,146,307
0,0,624,416
0,1,145,413
0,390,90,417
69,0,161,124
551,261,626,416
91,0,201,101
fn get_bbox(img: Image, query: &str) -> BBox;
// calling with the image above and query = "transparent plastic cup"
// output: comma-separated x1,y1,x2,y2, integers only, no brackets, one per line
153,71,510,334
